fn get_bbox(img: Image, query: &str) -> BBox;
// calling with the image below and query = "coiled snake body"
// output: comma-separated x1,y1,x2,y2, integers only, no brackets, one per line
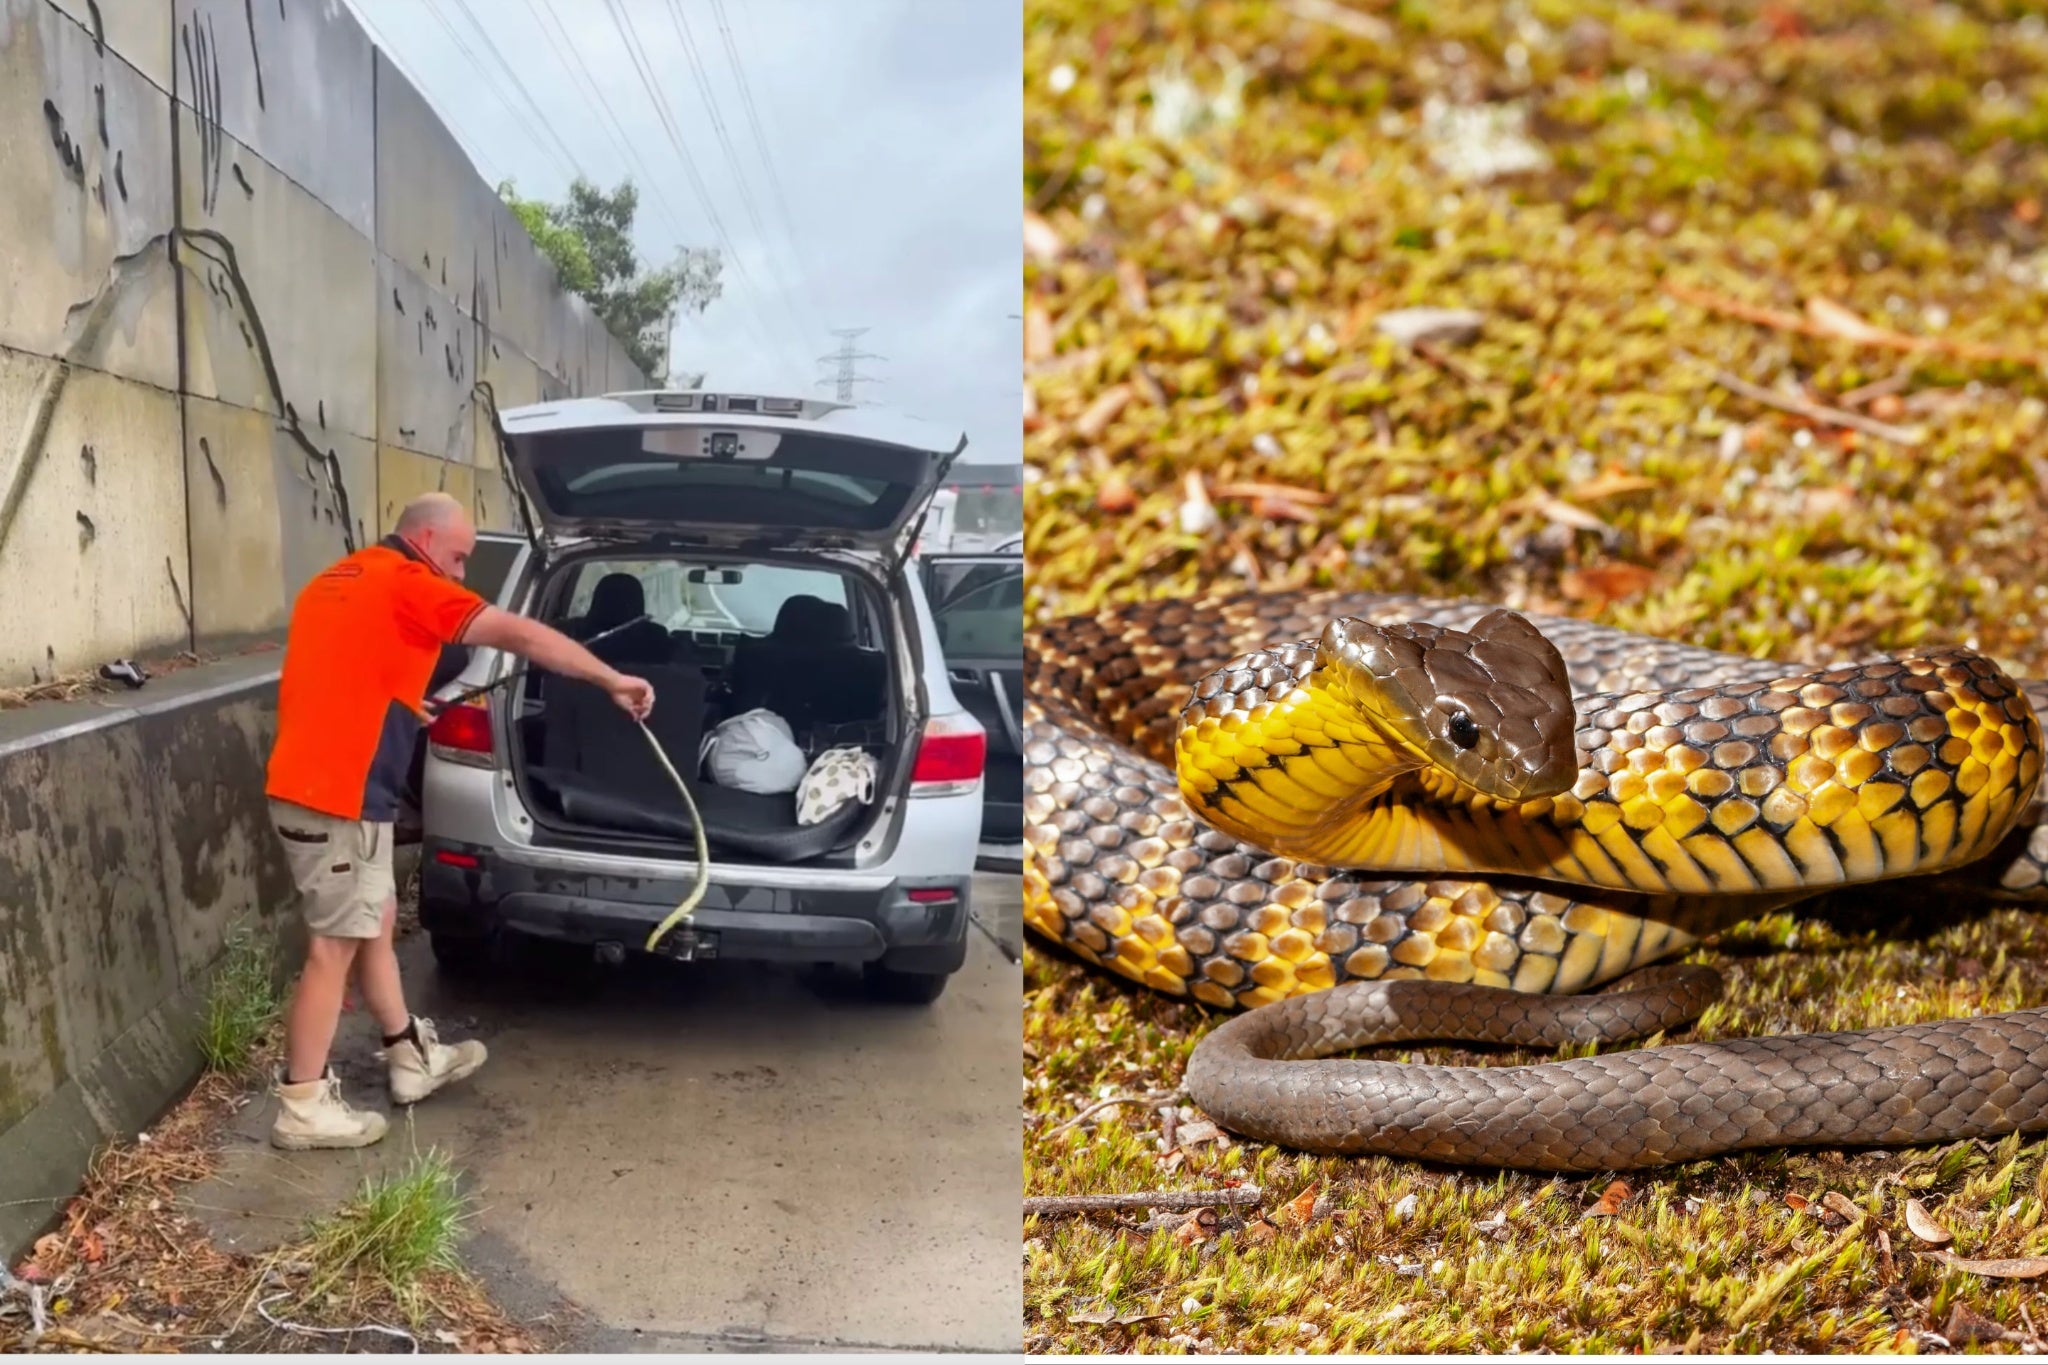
1025,590,2048,1172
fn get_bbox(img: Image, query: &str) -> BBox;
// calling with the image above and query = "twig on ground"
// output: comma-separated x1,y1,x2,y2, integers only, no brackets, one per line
1699,364,1924,445
1029,157,1077,213
1835,372,1912,407
1280,0,1393,42
1663,282,2043,370
1025,1186,1265,1216
1047,1091,1179,1137
1413,339,1493,389
21,1326,165,1354
0,1270,51,1339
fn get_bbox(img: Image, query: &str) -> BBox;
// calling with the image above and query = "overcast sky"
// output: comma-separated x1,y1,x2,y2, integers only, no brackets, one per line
346,0,1020,465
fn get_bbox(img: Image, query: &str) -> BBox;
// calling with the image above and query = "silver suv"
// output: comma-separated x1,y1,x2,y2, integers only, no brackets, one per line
415,390,986,1004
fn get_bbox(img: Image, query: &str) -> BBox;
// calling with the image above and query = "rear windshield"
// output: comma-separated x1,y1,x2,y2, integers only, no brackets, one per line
924,558,1023,658
513,427,935,533
555,558,851,637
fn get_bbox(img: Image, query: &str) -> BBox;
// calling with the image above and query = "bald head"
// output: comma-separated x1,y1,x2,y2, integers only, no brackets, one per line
395,491,469,535
393,491,477,582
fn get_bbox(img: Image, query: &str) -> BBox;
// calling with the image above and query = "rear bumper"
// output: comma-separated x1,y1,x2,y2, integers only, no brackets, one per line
418,838,972,975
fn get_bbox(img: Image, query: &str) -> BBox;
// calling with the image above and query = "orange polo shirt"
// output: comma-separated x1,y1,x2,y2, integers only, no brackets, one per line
265,536,488,822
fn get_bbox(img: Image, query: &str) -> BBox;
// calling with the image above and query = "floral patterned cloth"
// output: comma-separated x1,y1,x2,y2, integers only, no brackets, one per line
796,746,878,826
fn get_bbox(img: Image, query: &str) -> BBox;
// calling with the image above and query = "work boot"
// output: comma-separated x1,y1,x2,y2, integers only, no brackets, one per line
383,1016,487,1105
271,1071,389,1150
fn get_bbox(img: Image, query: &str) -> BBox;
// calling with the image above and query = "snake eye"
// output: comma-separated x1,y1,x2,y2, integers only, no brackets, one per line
1446,710,1481,749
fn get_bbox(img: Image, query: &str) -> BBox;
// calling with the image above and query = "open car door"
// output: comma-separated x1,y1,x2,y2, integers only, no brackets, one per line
919,550,1023,853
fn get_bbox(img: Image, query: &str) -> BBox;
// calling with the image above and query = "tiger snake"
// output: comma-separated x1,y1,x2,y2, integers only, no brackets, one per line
1025,589,2048,1172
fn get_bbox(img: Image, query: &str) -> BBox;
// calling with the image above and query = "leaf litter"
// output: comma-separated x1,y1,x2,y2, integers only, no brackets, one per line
0,1060,544,1355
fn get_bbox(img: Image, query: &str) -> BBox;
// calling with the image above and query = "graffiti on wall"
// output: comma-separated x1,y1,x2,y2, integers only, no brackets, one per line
0,0,637,685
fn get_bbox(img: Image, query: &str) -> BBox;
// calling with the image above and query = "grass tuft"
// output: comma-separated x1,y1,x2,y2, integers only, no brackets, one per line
198,921,282,1075
298,1148,472,1316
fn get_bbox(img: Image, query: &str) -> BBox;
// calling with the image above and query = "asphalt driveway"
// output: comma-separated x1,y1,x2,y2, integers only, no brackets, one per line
185,872,1023,1353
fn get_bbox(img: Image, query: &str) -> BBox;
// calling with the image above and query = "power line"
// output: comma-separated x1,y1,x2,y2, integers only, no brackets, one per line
416,0,577,185
660,0,820,349
709,0,831,330
361,0,720,383
439,0,748,392
529,0,791,378
350,0,811,389
598,0,813,382
608,0,813,381
817,327,884,404
340,0,502,184
444,0,587,185
524,0,684,216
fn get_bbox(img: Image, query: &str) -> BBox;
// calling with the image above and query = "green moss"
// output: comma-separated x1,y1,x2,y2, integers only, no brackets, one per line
1026,0,2048,1351
1025,903,2048,1353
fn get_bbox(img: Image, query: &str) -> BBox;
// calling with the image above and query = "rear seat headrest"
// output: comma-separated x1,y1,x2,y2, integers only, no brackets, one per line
769,594,854,645
587,572,647,629
770,594,825,637
809,601,854,645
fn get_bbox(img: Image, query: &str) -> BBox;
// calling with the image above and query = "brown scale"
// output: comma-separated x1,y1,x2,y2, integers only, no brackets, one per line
1026,590,2048,1012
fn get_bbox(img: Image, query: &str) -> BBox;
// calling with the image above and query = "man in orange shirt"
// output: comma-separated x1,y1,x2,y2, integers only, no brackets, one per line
263,491,655,1149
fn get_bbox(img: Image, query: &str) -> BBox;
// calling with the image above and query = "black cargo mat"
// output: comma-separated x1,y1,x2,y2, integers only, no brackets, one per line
527,766,865,864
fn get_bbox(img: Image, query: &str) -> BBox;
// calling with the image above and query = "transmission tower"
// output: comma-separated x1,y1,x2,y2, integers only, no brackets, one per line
816,327,885,404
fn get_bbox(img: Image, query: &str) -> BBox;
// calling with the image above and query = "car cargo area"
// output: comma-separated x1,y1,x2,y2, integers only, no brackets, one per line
508,554,905,864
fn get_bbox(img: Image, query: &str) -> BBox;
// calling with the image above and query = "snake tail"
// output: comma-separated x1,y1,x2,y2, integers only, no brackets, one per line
1184,976,2048,1172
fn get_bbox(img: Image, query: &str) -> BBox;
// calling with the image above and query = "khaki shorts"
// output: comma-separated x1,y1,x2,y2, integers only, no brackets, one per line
268,798,395,940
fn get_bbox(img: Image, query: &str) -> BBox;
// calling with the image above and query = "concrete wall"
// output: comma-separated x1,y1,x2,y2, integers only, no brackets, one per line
0,656,293,1257
0,0,644,1256
0,0,646,683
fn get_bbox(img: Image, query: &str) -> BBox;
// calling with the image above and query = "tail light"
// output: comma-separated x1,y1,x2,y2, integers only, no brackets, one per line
911,713,985,797
427,701,494,768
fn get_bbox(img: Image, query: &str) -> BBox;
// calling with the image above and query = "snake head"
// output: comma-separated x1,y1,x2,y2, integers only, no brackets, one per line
1315,609,1580,802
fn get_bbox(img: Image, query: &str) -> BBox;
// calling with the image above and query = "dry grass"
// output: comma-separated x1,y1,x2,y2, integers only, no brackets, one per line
0,644,277,712
0,1020,537,1354
1025,0,2048,1352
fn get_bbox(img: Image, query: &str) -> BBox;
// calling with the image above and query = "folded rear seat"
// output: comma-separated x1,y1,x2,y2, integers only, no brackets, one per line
539,775,864,862
528,662,863,862
725,596,888,735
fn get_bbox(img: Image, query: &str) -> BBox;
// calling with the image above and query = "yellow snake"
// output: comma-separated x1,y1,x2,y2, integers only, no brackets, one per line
1026,590,2048,1170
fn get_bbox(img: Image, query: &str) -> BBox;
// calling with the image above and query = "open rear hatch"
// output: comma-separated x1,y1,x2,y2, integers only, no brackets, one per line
495,391,965,564
478,392,968,865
